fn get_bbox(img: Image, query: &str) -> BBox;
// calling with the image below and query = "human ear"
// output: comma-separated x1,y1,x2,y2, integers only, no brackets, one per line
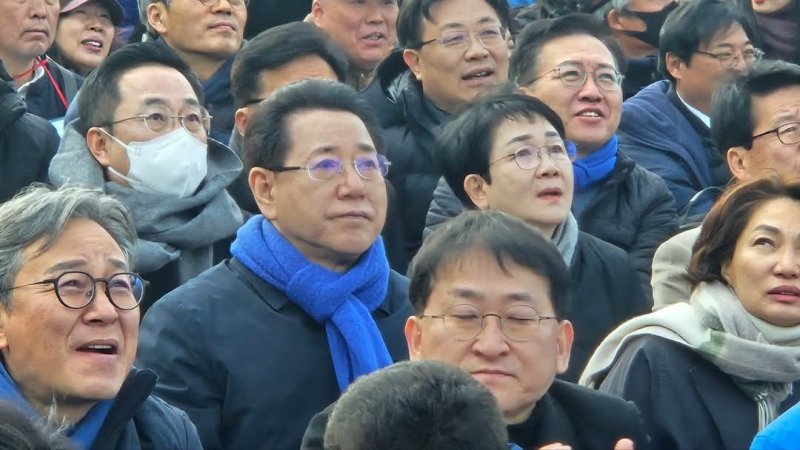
86,127,112,167
147,3,168,35
464,174,490,209
402,49,424,82
555,320,574,374
249,167,278,220
726,146,751,181
404,316,424,360
234,108,249,137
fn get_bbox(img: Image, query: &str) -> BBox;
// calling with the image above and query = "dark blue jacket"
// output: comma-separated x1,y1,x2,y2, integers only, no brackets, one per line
91,368,202,450
618,80,728,215
23,58,82,121
202,55,235,144
136,258,413,450
0,64,59,202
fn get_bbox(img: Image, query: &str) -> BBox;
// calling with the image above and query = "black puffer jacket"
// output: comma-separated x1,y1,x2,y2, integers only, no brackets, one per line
361,51,451,273
0,62,59,203
426,152,678,296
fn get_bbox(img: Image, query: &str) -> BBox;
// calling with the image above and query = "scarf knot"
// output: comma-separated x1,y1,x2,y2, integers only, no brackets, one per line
573,135,618,190
230,215,393,391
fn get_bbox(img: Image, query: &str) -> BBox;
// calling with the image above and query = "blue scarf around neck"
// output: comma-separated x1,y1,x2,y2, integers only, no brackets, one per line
230,215,393,392
572,135,618,191
0,362,113,449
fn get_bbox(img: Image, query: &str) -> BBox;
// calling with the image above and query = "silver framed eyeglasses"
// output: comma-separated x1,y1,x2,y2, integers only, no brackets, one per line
526,62,624,91
196,0,248,11
490,144,571,170
109,106,212,135
420,304,557,342
694,47,763,69
751,122,800,146
9,271,146,310
268,154,391,181
416,25,507,51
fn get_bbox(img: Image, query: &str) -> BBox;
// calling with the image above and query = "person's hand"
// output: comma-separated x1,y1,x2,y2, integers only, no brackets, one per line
537,438,634,450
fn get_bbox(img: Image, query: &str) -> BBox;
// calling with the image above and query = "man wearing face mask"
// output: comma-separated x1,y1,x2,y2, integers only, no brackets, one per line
48,42,243,314
604,0,678,99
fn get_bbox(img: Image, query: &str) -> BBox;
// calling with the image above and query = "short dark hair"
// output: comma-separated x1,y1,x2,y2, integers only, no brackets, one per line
243,79,384,173
658,0,753,82
510,13,627,87
230,22,349,108
689,176,800,285
712,59,800,153
77,42,203,136
408,209,571,318
437,92,565,208
324,360,509,450
397,0,512,48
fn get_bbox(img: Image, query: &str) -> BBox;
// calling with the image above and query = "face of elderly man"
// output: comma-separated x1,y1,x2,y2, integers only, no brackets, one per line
0,0,59,74
405,250,573,424
253,108,389,272
0,218,139,423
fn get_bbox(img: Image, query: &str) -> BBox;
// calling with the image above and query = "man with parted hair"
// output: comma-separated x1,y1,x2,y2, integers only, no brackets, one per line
362,0,512,272
324,360,511,450
136,79,412,450
618,0,758,214
302,209,647,450
48,42,242,313
652,59,800,308
138,0,246,142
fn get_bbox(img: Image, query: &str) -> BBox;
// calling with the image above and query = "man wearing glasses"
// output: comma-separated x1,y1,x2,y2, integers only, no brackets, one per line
302,209,647,450
48,42,242,314
618,0,759,215
653,60,800,308
361,0,511,273
136,80,413,450
0,184,202,449
138,0,246,142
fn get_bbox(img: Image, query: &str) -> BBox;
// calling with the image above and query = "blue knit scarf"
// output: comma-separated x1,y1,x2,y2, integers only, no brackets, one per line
572,135,618,191
0,362,113,449
230,215,393,392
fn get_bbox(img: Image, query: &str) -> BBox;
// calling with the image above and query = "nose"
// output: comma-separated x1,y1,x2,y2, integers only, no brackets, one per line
29,0,49,17
82,284,120,324
535,151,562,178
464,33,490,60
577,73,603,101
210,0,233,13
337,162,367,197
774,249,800,279
364,3,385,24
471,315,510,357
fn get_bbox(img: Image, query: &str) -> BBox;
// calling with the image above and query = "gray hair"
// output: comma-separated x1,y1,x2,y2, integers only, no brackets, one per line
138,0,170,35
0,184,137,309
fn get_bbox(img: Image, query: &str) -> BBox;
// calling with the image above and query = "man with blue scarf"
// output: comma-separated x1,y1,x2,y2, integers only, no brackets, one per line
0,185,201,450
136,79,413,450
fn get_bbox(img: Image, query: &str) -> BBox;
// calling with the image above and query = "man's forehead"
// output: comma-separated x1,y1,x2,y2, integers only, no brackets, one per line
753,87,800,125
538,35,616,69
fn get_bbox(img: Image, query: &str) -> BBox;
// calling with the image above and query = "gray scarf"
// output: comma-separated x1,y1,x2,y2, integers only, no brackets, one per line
551,212,579,267
49,121,243,280
580,281,800,429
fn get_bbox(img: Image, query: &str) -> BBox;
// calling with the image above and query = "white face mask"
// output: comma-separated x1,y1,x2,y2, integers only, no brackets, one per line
101,127,208,198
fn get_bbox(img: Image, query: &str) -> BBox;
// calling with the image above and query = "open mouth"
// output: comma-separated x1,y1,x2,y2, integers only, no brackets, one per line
462,69,494,81
82,39,103,49
77,343,118,355
538,188,562,199
576,108,604,118
363,32,386,41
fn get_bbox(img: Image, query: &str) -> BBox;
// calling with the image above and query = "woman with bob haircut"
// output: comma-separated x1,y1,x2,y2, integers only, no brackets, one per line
581,176,800,449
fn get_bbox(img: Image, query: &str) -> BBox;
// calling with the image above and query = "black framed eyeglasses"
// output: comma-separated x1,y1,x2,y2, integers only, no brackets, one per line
267,154,391,181
526,62,624,91
490,144,571,170
196,0,248,10
415,25,507,51
9,271,146,310
751,122,800,146
694,48,763,69
419,304,557,342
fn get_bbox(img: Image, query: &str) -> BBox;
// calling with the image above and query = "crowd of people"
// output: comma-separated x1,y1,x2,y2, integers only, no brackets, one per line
0,0,799,448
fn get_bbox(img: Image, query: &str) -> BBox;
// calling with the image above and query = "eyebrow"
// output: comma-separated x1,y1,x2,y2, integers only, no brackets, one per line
44,258,129,275
446,287,536,303
438,16,499,31
309,143,377,157
558,60,616,70
770,112,799,128
142,97,201,109
505,131,562,147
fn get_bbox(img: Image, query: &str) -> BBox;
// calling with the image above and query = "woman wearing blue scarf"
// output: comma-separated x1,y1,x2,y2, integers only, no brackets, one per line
136,80,413,450
0,185,201,450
